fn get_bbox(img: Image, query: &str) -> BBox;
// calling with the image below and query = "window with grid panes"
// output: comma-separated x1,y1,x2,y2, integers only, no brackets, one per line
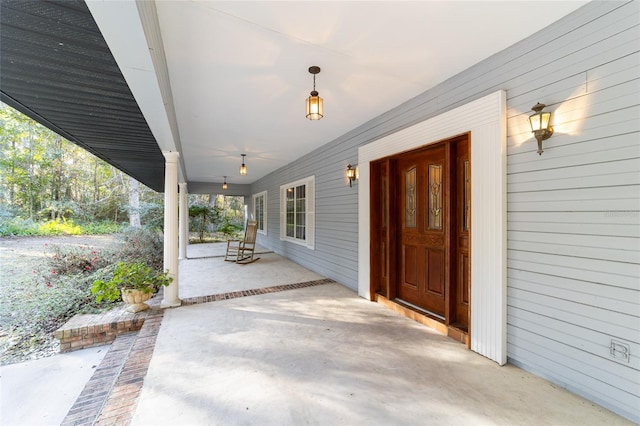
280,176,314,249
252,191,267,235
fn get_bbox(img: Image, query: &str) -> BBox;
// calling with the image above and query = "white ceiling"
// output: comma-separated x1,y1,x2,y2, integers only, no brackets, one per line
94,1,588,187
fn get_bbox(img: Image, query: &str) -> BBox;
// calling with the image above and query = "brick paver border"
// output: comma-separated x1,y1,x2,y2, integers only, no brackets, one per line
62,278,334,425
61,332,139,426
181,278,335,305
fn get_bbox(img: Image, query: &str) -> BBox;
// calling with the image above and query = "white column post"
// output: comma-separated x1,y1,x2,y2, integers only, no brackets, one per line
162,152,181,308
179,182,188,260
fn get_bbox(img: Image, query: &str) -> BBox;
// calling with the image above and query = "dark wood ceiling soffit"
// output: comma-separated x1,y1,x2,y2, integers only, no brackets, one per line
0,0,165,192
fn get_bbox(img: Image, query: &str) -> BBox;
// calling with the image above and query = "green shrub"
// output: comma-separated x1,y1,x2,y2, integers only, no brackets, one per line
0,217,39,236
82,221,124,234
37,219,83,235
0,227,168,363
48,244,113,275
0,265,121,363
91,261,172,303
0,218,124,237
217,217,243,240
114,227,165,270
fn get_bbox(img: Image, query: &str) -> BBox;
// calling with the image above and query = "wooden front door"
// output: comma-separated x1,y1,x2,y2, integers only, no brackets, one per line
452,137,470,331
371,134,470,334
397,145,448,318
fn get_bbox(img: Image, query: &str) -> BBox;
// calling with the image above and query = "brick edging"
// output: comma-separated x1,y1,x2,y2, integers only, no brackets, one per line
181,278,335,305
60,332,139,426
94,310,164,425
54,307,148,353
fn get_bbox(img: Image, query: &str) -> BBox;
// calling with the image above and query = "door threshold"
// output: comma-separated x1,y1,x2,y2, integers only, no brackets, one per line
395,298,445,321
375,294,469,346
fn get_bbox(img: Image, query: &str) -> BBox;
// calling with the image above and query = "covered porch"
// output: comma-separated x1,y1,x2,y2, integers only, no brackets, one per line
2,1,638,422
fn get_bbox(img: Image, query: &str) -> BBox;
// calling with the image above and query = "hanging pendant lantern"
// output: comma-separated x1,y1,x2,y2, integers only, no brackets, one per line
305,66,323,120
239,154,247,175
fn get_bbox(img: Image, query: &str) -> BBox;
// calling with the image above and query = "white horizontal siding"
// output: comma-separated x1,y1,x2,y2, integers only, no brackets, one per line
250,1,639,421
507,335,639,418
504,1,640,422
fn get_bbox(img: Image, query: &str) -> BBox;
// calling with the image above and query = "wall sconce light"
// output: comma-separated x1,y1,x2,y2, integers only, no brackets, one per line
239,154,247,175
529,102,554,155
305,66,323,120
346,164,357,187
222,176,228,190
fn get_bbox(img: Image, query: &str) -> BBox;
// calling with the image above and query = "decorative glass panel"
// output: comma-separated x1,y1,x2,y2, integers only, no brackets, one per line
405,167,416,228
428,164,442,230
463,160,470,232
382,175,388,227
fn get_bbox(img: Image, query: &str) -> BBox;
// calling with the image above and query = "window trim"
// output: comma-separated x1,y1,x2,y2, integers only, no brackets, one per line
252,190,267,235
280,176,315,250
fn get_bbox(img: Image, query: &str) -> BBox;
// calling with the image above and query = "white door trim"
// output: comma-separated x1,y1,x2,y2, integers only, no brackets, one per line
358,90,507,365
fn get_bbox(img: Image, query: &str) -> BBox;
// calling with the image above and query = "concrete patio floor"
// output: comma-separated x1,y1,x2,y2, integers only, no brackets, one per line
1,243,632,425
179,242,324,298
1,346,108,425
131,243,631,425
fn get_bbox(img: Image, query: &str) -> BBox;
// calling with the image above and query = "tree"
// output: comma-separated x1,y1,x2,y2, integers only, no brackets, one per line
0,103,159,226
129,176,141,227
189,204,221,242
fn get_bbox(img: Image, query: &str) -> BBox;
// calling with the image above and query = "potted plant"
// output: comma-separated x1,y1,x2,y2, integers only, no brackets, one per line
92,261,172,313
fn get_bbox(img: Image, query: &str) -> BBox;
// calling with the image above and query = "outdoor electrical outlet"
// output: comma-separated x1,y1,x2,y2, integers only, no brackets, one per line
610,340,631,363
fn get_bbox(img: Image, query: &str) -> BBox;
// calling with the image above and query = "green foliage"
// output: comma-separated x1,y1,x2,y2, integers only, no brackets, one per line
37,218,82,235
218,216,243,239
0,217,124,236
38,200,76,221
48,244,110,275
189,204,221,242
0,103,160,228
0,229,171,363
2,274,92,337
0,255,121,364
115,226,165,270
80,221,124,235
0,216,39,236
139,201,164,231
91,261,172,303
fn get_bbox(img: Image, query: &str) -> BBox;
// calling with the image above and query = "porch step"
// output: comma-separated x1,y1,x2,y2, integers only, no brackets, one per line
54,304,148,353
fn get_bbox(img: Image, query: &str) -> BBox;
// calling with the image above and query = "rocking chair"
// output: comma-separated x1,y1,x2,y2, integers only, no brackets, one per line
224,220,260,264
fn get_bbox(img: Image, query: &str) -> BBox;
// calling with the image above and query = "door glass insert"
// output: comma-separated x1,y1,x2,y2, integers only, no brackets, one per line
382,175,388,227
428,164,442,230
405,167,417,228
463,160,470,232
